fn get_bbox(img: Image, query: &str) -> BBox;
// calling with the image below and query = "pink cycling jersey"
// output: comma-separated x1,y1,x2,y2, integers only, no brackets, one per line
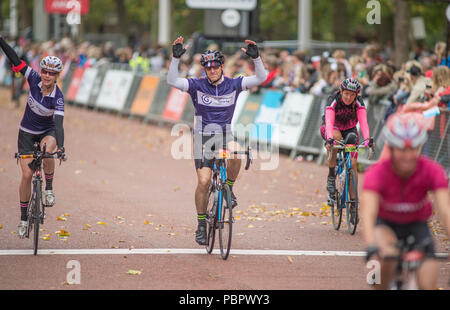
363,156,448,224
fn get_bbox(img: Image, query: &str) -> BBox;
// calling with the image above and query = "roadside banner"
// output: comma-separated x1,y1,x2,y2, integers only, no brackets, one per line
250,90,283,143
66,67,85,102
130,75,160,116
75,67,98,105
278,93,314,149
96,70,134,110
162,87,191,122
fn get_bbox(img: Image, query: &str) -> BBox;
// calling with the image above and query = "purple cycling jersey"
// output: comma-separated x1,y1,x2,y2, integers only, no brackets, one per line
187,76,244,134
19,67,65,135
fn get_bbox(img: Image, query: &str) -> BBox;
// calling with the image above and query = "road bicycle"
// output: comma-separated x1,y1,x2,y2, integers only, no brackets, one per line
328,134,373,235
369,236,448,290
205,145,252,260
15,142,66,255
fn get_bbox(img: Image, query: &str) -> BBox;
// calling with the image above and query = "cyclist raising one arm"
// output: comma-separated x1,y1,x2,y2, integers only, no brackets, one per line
0,35,66,238
361,112,450,290
167,36,267,245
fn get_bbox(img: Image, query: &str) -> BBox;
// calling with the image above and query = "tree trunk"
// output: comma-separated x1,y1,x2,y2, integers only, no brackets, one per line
394,0,410,68
333,0,349,42
115,0,128,35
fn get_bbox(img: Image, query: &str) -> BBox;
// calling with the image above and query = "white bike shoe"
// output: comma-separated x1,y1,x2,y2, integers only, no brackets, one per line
17,220,28,239
44,190,55,207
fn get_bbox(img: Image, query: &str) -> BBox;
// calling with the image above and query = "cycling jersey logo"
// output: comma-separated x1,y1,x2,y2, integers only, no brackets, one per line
202,94,213,105
27,96,54,117
197,91,235,107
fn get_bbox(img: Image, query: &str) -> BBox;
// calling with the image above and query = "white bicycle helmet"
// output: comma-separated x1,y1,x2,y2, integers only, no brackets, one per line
40,56,63,73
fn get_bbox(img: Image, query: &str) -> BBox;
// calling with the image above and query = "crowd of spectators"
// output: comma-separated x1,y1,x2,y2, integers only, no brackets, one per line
1,34,449,152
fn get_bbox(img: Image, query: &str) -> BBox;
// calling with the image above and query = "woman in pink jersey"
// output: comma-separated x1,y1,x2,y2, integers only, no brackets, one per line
321,78,372,201
361,112,450,289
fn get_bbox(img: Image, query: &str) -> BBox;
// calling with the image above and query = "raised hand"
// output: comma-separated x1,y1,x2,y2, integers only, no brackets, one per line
241,39,259,59
172,36,188,58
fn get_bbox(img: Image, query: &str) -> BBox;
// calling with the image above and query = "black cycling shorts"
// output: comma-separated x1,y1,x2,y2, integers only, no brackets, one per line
18,129,56,154
193,132,237,170
376,218,436,258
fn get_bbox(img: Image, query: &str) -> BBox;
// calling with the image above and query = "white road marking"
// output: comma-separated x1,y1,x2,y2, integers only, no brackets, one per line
0,248,447,258
0,248,365,256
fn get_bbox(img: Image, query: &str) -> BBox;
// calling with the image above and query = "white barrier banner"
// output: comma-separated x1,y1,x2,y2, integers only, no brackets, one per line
231,90,249,131
96,70,134,110
278,93,314,149
75,67,98,105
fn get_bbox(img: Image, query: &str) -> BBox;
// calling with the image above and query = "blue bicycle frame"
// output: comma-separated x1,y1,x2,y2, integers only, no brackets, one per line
214,161,227,222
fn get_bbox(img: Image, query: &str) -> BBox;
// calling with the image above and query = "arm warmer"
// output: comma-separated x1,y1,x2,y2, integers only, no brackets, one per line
324,107,335,140
167,57,189,92
242,57,268,90
357,108,370,140
0,37,27,75
54,114,64,149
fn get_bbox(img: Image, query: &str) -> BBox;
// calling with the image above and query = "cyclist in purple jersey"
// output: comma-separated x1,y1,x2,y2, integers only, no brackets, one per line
167,36,267,245
0,35,66,238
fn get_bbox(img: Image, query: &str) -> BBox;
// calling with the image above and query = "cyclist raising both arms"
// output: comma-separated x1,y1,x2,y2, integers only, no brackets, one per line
0,35,66,238
321,78,372,220
167,36,267,245
361,113,450,289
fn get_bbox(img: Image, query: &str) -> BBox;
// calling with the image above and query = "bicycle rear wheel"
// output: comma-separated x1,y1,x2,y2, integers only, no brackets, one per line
346,169,358,235
218,184,233,260
206,187,217,254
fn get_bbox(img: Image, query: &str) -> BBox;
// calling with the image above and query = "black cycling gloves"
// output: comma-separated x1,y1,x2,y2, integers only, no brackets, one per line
245,43,259,59
173,43,187,59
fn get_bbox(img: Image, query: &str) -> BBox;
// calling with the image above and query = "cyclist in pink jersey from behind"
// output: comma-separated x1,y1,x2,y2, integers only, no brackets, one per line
361,112,450,290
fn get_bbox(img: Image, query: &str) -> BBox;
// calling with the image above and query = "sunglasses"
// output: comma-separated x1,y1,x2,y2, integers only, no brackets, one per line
41,69,58,77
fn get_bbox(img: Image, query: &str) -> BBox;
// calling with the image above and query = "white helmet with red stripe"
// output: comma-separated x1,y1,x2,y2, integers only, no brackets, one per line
383,112,428,148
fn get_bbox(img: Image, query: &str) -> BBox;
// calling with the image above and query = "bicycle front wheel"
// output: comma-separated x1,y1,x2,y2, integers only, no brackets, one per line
330,193,342,230
206,187,217,254
218,184,233,260
346,168,358,235
33,184,42,255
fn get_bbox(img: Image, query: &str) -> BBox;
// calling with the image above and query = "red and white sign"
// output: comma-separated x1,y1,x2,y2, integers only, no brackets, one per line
45,0,90,15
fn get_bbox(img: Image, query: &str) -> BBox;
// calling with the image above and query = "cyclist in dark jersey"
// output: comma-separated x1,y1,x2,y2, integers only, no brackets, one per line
0,35,66,238
362,112,450,289
167,36,267,245
321,78,372,210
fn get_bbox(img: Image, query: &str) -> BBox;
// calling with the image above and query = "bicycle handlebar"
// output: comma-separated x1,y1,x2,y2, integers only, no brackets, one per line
211,146,253,170
327,138,374,162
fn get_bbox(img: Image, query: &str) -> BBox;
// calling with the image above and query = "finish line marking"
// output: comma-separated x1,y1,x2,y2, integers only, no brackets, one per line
0,248,367,256
0,248,447,258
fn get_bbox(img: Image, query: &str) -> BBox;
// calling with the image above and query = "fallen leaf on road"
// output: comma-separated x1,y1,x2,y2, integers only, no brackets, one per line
57,216,67,221
127,270,142,275
55,230,70,237
0,224,3,229
287,256,294,264
97,222,107,225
